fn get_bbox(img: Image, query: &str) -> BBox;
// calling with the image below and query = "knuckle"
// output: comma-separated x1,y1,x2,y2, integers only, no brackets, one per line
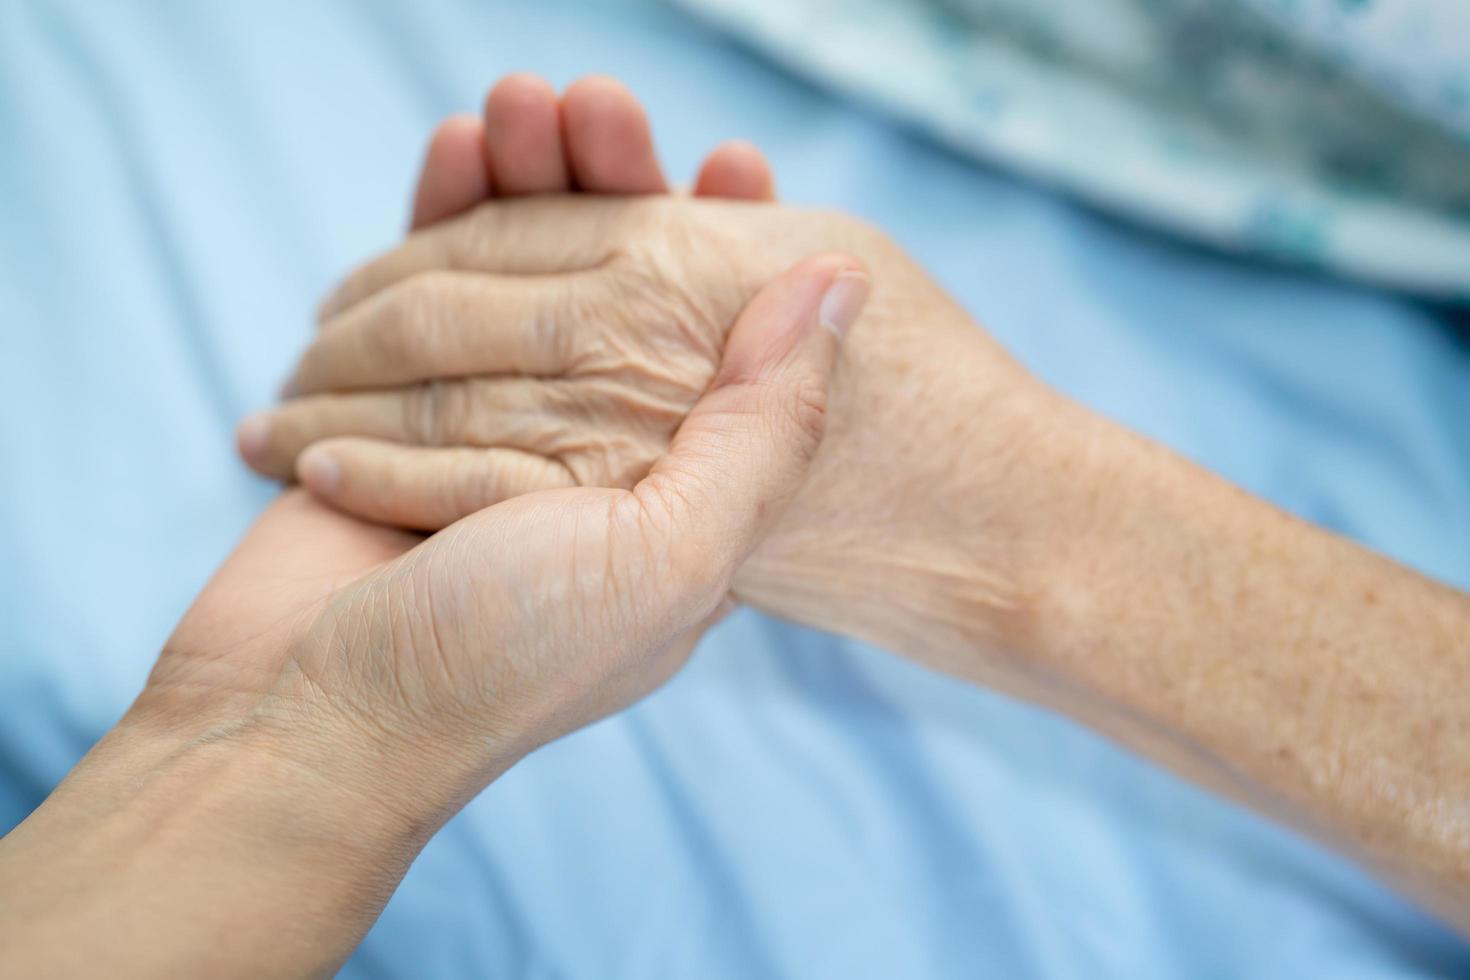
595,269,722,388
376,272,453,359
404,380,467,445
555,278,614,371
479,377,569,453
402,386,435,444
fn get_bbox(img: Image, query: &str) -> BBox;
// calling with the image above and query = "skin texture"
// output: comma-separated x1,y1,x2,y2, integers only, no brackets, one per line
0,75,803,977
249,122,1470,932
3,72,1467,977
0,251,868,979
244,193,1079,666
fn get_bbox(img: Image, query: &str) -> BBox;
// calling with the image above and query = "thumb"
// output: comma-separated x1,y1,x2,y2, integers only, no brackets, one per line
633,252,869,586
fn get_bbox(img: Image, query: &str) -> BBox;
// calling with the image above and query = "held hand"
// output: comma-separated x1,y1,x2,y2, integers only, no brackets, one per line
2,253,864,980
177,253,864,799
244,195,1082,671
244,197,878,514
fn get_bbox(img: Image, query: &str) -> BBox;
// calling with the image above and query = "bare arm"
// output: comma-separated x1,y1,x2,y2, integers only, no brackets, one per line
0,712,432,979
251,191,1470,932
742,332,1470,931
1043,416,1470,926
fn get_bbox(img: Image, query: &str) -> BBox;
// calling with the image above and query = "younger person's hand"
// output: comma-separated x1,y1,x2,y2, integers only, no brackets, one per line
253,252,867,783
2,253,865,980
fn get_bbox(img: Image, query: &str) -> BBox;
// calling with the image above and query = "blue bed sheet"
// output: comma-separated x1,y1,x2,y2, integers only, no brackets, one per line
2,1,1468,976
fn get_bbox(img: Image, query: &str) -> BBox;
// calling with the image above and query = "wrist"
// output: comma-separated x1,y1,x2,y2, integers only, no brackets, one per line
127,663,498,850
733,311,1097,676
136,601,532,838
862,389,1133,676
0,711,429,978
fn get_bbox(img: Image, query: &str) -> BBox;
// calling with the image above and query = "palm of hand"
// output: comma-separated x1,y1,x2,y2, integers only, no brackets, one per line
148,219,856,784
144,486,700,785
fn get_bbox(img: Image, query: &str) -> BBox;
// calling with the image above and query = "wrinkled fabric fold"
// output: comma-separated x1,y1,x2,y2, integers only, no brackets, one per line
673,0,1470,300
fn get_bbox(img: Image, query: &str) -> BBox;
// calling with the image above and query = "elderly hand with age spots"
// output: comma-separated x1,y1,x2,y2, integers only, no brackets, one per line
240,77,1064,680
242,75,1470,940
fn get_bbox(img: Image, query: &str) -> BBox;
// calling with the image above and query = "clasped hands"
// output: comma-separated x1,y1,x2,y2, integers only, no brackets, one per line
208,75,1076,803
11,79,1470,978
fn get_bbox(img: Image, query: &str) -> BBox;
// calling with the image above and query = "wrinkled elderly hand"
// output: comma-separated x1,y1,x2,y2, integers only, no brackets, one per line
243,195,1080,671
175,253,864,794
245,197,874,509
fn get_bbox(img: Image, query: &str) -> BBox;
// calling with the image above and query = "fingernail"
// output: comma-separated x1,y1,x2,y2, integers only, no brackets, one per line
819,271,870,339
298,448,340,494
236,413,271,463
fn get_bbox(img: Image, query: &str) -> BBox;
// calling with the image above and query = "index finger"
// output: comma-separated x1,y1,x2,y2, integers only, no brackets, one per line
318,196,627,321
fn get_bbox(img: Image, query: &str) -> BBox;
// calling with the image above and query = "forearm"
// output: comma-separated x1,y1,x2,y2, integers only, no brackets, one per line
755,367,1470,930
1030,419,1470,928
0,704,450,978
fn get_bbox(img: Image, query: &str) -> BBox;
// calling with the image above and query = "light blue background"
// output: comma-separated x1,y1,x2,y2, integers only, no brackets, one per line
2,1,1468,976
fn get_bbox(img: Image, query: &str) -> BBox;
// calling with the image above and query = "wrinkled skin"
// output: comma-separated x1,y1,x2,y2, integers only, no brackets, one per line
255,197,869,496
154,253,864,800
246,196,1078,666
0,254,866,980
